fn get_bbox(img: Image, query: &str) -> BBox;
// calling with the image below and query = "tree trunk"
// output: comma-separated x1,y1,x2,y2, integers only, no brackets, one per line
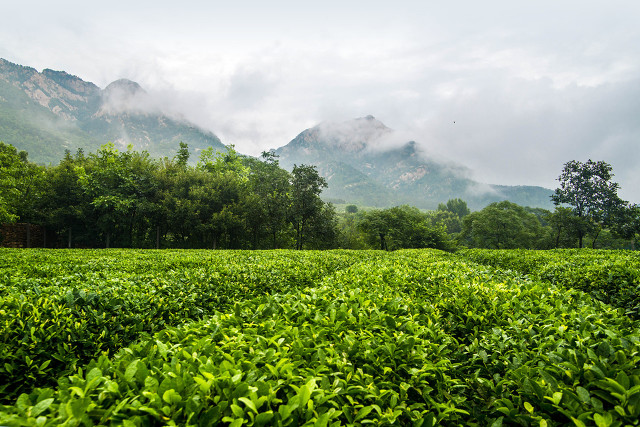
156,226,160,249
296,223,303,250
26,223,31,248
106,232,110,249
591,227,602,249
379,233,386,251
68,228,72,249
128,210,136,248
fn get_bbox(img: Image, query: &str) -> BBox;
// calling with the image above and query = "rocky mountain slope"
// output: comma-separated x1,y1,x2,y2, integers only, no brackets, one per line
275,116,553,210
0,58,225,163
2,59,553,210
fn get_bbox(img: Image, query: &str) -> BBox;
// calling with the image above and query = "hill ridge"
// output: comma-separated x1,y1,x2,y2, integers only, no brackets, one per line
0,58,225,163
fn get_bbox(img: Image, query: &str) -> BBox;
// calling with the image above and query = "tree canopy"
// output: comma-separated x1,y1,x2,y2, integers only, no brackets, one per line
460,201,548,249
551,159,626,247
3,143,638,251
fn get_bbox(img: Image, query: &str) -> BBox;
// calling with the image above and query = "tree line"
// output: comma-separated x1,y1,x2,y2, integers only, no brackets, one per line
1,141,638,250
0,142,338,249
459,160,639,249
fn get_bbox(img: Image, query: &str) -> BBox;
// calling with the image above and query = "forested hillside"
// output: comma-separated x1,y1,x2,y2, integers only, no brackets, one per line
0,58,226,164
276,116,554,210
2,141,638,250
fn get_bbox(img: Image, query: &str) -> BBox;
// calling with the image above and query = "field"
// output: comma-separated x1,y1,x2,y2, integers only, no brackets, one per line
1,248,639,426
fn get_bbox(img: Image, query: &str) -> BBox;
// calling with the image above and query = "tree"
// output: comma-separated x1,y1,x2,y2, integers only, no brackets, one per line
195,145,249,249
174,142,190,168
545,207,580,248
345,204,358,214
610,203,640,249
460,201,547,249
428,210,463,235
289,164,327,250
358,208,393,250
438,198,470,218
336,209,368,249
39,150,92,248
305,203,339,249
0,142,46,225
77,144,158,248
244,152,292,249
359,205,452,251
551,160,626,248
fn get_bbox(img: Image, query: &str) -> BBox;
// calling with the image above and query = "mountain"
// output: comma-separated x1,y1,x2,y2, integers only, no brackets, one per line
0,58,225,163
1,59,553,210
275,115,553,210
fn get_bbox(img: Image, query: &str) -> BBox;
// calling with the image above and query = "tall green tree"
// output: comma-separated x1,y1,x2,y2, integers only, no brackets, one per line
428,210,463,235
289,164,327,250
0,142,45,224
244,152,292,249
460,201,547,249
304,203,339,249
77,144,158,248
437,198,470,218
196,146,249,249
610,203,640,249
551,159,626,248
359,205,452,251
40,150,91,247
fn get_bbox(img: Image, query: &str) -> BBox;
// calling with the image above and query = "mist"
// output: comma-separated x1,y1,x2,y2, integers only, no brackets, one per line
1,1,639,201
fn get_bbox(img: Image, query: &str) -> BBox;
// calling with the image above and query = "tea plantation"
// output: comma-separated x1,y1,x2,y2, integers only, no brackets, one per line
1,249,639,426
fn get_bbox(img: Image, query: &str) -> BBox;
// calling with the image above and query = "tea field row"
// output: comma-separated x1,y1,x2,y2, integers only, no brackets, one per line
1,249,639,426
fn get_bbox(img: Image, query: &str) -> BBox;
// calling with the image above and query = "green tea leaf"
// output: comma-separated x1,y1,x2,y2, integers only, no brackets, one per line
124,360,138,382
593,412,612,427
30,398,54,417
576,386,590,404
162,389,182,405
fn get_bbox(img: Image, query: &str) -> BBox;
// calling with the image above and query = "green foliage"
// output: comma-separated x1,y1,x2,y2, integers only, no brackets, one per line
458,248,640,317
0,249,357,401
1,143,340,250
243,152,292,249
427,209,463,235
345,204,358,214
460,201,549,249
76,144,158,248
545,207,581,248
358,205,453,251
174,142,190,168
610,204,640,249
438,198,470,218
1,249,640,425
290,165,329,250
0,142,46,224
551,160,627,248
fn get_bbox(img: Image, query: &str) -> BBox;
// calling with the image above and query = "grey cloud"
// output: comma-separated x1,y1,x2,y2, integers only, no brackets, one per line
2,1,640,202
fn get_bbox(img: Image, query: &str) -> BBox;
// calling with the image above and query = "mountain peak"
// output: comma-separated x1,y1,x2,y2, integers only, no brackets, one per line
314,116,392,152
100,79,151,115
42,68,99,95
104,78,144,93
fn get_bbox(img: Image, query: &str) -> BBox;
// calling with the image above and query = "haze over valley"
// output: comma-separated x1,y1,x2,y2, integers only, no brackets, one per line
1,58,554,209
1,1,639,204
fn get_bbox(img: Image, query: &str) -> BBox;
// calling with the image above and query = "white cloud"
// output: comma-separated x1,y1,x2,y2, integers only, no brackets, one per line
1,0,640,201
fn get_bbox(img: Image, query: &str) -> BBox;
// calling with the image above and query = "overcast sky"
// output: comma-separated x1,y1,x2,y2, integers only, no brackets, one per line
2,0,639,201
